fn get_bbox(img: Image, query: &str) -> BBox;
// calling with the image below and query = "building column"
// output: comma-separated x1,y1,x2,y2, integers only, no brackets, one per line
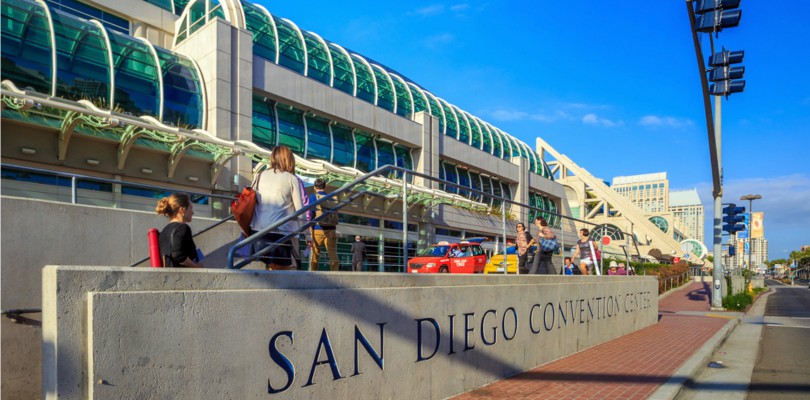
173,18,254,194
413,111,439,190
512,156,528,224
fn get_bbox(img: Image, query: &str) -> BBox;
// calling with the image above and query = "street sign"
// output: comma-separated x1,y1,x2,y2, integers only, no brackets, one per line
738,230,748,239
602,236,611,245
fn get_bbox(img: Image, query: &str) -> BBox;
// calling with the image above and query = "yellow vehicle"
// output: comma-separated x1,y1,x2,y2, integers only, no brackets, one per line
483,245,536,274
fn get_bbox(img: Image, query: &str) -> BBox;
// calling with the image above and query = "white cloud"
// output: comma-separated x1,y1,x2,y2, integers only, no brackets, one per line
489,109,573,123
411,5,444,16
450,4,470,12
639,115,694,128
582,113,621,127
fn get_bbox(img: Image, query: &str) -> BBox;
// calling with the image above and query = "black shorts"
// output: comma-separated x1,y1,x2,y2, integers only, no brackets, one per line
253,231,293,267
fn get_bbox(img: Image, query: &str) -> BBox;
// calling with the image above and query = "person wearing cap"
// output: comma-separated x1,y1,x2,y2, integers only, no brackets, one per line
608,260,620,275
308,178,339,271
350,235,367,272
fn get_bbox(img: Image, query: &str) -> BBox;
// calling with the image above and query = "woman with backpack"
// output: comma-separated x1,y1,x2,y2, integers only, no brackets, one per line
251,145,307,270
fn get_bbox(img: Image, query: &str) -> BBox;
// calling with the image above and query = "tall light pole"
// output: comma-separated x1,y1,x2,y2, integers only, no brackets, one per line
740,193,761,287
686,0,745,310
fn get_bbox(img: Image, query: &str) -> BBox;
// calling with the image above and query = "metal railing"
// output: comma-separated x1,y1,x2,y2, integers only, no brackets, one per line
128,215,235,267
1,163,235,209
660,271,690,294
228,164,638,272
0,163,240,268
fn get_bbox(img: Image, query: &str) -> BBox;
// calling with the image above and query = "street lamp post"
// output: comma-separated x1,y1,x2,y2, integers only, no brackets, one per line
740,193,761,287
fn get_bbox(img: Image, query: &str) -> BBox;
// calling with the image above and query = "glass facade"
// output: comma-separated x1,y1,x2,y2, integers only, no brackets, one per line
330,123,355,167
107,29,161,118
303,31,331,86
154,47,204,128
275,103,306,155
239,0,553,179
327,43,354,95
1,0,53,94
353,130,376,171
45,0,129,34
371,64,395,113
249,97,418,174
274,17,305,74
51,8,111,106
252,95,276,149
649,216,669,233
304,114,331,162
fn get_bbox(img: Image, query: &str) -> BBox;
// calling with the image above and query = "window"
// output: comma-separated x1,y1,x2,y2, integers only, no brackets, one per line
45,0,129,34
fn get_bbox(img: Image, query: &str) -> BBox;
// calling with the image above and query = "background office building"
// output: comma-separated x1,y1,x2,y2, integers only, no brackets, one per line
612,172,669,213
668,189,704,243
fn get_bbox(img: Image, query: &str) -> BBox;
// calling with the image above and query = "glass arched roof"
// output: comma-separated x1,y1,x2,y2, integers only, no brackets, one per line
78,0,556,179
1,0,205,127
173,0,554,179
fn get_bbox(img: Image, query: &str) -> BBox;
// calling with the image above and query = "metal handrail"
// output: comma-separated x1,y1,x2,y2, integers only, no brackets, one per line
1,163,235,203
128,215,235,268
227,164,633,270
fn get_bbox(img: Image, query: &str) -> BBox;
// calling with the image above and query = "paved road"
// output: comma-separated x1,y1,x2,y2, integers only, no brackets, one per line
748,281,810,400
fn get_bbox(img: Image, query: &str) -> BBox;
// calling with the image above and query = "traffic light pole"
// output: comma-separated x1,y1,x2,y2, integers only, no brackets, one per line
686,0,724,309
712,94,724,309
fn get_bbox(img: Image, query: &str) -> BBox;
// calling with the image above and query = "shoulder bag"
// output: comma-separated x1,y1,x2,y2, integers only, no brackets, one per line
232,172,261,236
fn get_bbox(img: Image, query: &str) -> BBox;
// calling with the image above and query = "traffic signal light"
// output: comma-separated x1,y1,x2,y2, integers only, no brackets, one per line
722,203,746,234
694,0,742,34
728,245,735,256
708,49,745,97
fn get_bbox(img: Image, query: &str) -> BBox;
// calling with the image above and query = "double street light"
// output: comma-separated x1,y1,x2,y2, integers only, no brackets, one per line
741,193,761,286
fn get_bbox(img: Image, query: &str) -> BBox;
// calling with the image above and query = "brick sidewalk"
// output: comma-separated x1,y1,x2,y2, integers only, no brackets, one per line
453,282,728,400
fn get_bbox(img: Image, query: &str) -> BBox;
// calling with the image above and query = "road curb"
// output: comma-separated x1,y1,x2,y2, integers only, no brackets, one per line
646,316,739,400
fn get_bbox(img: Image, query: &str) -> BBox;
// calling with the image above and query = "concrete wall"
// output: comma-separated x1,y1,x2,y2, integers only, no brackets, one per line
43,266,658,399
1,196,246,399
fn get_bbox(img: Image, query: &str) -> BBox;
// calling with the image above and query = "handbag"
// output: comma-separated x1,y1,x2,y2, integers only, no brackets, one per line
538,227,559,252
540,237,559,252
232,172,261,236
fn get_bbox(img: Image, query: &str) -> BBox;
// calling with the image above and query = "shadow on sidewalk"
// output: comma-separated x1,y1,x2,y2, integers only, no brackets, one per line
686,281,711,302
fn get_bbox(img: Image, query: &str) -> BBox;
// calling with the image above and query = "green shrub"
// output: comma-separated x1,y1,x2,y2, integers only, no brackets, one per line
722,291,753,311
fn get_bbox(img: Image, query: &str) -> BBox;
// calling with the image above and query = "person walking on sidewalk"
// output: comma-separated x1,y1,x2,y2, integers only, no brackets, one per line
515,223,532,274
252,145,307,270
351,235,366,272
528,217,557,274
570,228,595,275
309,178,339,271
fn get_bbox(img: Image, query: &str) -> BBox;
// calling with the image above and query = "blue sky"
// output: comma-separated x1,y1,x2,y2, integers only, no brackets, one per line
252,1,810,258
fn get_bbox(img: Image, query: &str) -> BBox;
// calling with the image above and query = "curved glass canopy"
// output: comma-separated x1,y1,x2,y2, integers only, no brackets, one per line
107,30,161,118
51,8,111,106
1,0,204,127
169,0,553,179
1,0,53,94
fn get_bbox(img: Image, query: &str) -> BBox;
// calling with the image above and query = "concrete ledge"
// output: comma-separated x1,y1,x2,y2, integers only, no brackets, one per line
43,266,658,399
